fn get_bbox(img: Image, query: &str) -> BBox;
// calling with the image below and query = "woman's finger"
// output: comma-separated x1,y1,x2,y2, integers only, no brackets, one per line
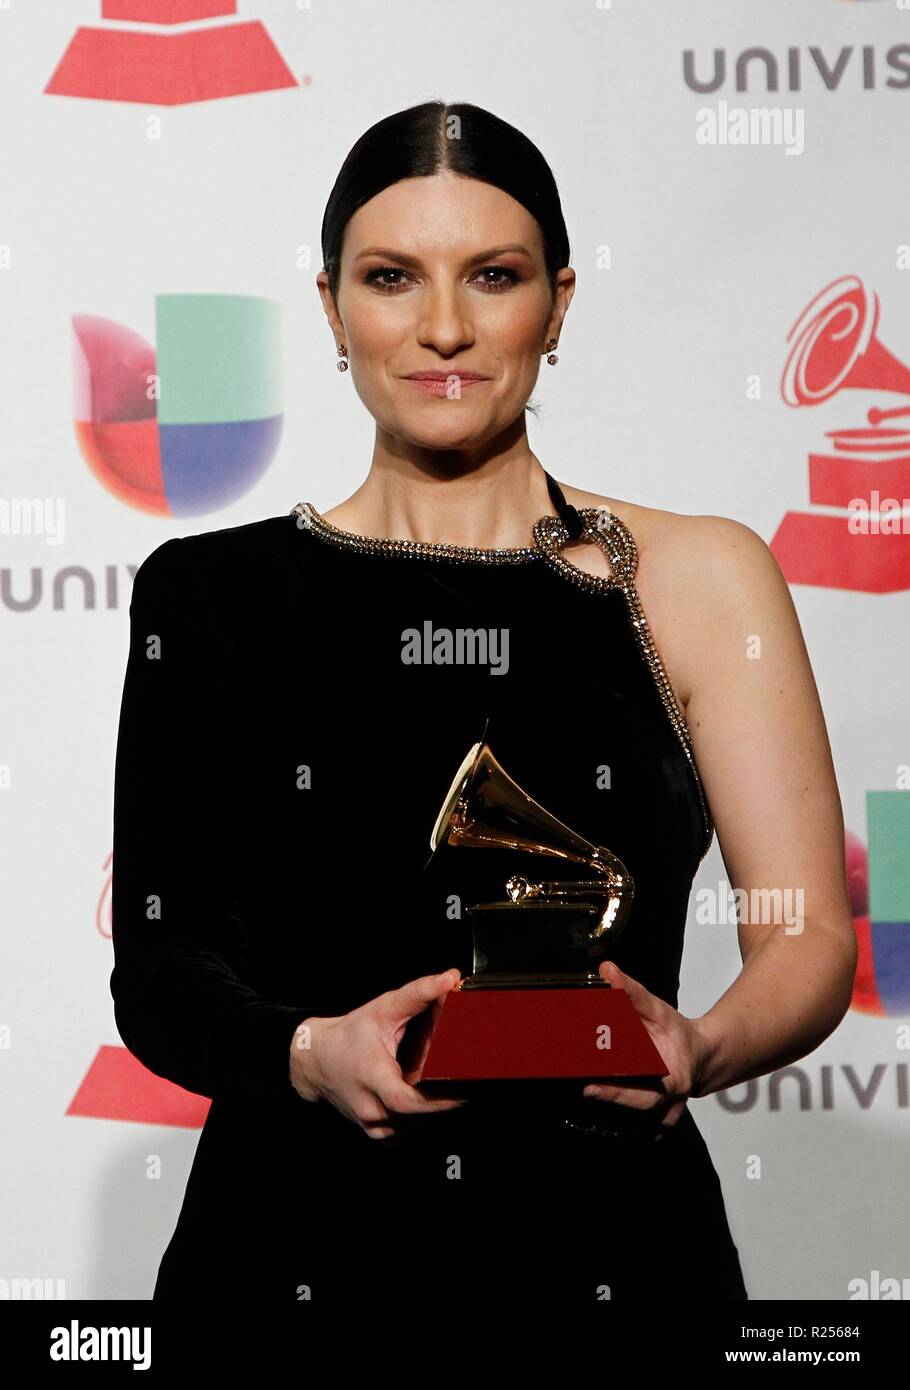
582,1081,666,1110
363,1121,397,1142
377,1067,470,1115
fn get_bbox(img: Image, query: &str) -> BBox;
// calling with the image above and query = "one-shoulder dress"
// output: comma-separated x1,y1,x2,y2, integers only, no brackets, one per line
110,493,748,1305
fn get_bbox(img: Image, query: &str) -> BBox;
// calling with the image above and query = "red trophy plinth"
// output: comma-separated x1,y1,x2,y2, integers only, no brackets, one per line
401,980,668,1086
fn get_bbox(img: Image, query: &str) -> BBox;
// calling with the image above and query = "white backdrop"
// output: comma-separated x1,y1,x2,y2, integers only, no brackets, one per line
1,0,907,1301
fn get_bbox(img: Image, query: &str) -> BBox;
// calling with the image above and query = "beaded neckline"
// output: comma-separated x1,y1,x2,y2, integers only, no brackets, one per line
291,500,540,564
289,499,639,579
288,498,714,861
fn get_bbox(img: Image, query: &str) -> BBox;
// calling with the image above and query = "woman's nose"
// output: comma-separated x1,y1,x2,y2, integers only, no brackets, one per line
416,286,474,355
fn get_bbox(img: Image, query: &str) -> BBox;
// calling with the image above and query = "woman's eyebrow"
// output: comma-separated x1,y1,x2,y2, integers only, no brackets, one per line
353,244,534,268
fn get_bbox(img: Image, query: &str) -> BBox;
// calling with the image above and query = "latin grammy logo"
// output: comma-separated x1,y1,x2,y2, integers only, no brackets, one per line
772,273,910,593
45,1,297,106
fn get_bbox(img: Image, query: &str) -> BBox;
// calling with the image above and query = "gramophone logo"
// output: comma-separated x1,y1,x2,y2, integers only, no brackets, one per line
45,1,297,106
72,293,283,516
64,848,212,1129
771,275,910,593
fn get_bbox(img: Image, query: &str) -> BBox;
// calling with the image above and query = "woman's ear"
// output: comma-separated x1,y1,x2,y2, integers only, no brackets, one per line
316,270,344,341
545,265,576,345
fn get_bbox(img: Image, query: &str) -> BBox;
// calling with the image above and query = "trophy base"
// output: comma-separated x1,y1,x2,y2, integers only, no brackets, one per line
400,984,668,1085
467,900,607,983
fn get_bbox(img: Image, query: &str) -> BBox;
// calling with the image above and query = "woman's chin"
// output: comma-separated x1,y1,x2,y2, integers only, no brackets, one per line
399,418,497,451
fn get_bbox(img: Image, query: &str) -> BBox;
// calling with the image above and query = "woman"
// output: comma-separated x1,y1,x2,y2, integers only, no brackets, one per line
111,101,856,1306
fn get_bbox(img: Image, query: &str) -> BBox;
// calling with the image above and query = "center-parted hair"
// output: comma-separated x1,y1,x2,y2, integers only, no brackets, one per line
320,101,571,307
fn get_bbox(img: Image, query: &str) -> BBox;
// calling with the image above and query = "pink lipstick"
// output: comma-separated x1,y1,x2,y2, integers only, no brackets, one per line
403,372,490,396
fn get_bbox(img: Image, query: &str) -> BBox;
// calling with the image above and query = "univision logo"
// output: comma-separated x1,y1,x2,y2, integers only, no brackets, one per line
683,45,910,92
846,795,910,1018
72,293,283,517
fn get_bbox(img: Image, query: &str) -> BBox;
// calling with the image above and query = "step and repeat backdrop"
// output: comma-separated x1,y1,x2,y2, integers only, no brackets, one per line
1,0,908,1301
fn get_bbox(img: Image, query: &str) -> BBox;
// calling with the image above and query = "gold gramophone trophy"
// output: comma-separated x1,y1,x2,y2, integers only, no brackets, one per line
402,741,669,1086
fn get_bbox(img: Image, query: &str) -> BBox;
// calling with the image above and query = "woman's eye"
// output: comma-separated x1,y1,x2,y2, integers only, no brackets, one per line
364,266,411,292
473,265,519,291
363,265,520,293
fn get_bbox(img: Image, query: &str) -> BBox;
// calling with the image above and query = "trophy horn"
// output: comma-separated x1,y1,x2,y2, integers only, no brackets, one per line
430,741,634,943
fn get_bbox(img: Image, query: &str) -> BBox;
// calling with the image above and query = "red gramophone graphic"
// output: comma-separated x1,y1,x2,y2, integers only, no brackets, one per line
772,275,910,593
45,1,297,107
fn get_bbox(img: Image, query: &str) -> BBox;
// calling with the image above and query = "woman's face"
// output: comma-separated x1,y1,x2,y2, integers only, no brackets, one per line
317,171,574,452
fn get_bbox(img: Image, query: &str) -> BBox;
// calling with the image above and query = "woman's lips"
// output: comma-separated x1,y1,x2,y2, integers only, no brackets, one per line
403,374,490,396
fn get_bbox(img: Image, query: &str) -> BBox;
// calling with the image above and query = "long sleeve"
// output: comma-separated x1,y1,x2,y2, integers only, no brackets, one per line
110,536,317,1103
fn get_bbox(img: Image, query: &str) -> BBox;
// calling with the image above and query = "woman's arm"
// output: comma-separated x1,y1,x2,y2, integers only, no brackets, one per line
673,517,858,1098
110,537,323,1102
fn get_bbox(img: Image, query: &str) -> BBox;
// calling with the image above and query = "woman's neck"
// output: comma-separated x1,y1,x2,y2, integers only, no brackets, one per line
321,450,560,551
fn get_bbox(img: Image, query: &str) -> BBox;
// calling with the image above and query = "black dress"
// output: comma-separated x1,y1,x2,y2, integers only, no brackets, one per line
110,489,748,1305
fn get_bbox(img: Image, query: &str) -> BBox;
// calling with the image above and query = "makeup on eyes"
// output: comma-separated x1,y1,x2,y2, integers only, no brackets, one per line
362,264,523,293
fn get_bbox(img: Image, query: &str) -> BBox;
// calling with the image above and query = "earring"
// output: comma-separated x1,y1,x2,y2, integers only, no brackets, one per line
336,343,348,372
545,337,559,365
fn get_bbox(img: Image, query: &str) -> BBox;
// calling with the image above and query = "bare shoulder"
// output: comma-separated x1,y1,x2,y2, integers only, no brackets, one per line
560,485,787,715
562,483,770,565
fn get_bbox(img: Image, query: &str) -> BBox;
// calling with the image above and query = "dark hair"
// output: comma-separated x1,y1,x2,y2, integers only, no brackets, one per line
320,101,571,307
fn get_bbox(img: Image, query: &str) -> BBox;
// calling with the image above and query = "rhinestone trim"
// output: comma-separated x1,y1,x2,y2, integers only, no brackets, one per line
533,507,714,863
290,499,714,860
289,500,537,564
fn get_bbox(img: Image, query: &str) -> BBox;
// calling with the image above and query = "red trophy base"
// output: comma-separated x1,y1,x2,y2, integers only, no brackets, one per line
400,984,668,1086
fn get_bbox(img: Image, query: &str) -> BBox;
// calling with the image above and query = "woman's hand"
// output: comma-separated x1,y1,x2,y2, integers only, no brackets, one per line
289,969,469,1140
581,961,713,1128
